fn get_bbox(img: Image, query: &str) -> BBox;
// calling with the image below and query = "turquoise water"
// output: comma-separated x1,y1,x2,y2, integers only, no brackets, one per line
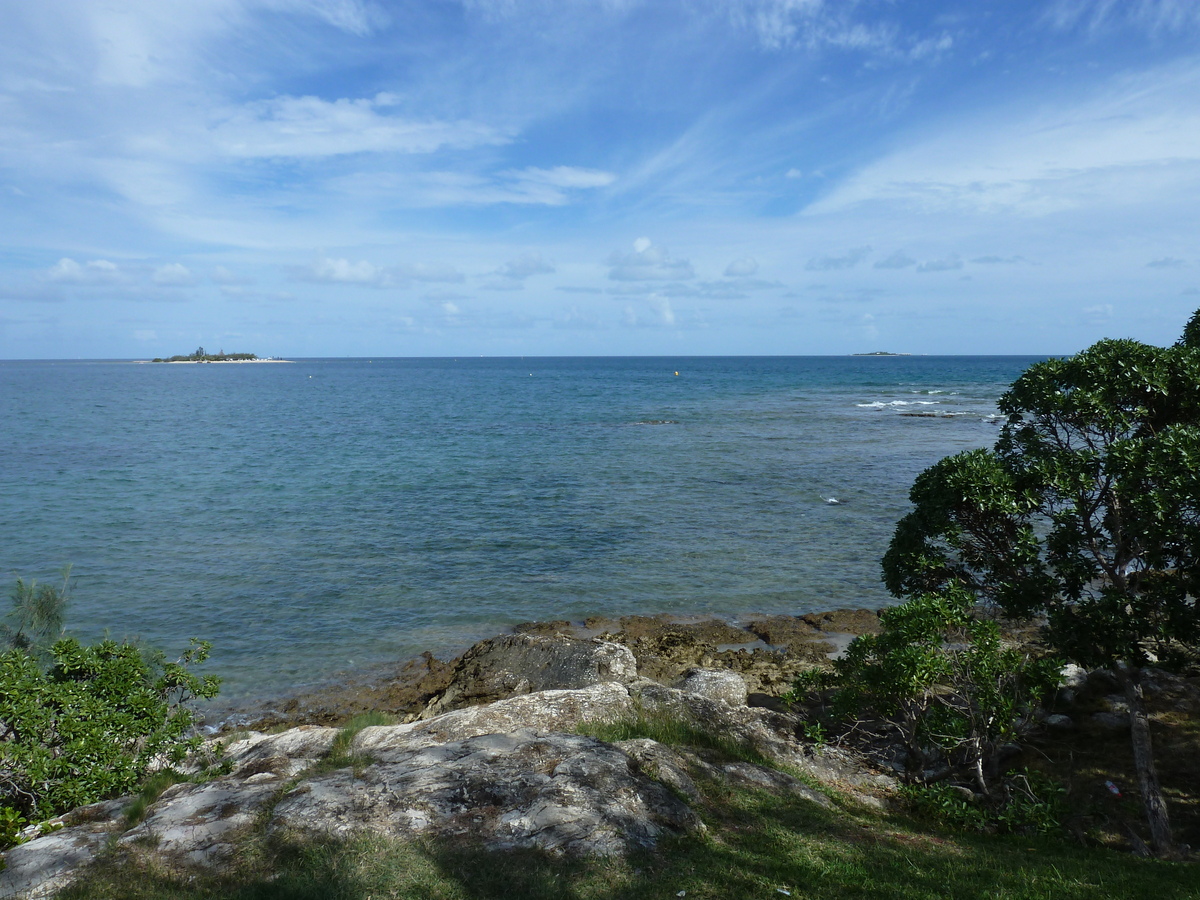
1,356,1042,699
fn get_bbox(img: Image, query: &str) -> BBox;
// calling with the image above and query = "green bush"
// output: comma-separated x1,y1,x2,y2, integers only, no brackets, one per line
901,768,1066,836
792,588,1061,795
0,636,220,838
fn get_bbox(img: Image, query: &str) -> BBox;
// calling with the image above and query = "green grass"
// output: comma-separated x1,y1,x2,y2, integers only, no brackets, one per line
328,712,397,761
46,707,1199,898
57,782,1197,900
122,770,196,829
576,707,771,767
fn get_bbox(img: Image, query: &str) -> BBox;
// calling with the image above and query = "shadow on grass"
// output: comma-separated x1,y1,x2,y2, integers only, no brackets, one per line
57,791,1196,900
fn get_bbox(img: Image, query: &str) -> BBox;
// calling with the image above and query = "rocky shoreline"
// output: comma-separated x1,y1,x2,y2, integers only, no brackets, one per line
0,625,894,898
5,608,1194,897
205,608,888,732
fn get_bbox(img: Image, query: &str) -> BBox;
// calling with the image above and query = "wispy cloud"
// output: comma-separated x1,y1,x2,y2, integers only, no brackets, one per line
46,258,123,284
483,251,556,290
874,250,915,269
152,263,196,286
916,254,963,273
607,238,694,281
805,246,871,271
213,94,507,159
1042,0,1200,36
970,255,1025,265
292,255,464,287
725,257,759,277
296,256,392,287
806,61,1200,217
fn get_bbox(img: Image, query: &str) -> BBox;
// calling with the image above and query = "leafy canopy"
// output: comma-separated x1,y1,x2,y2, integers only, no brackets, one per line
0,637,220,825
883,331,1200,669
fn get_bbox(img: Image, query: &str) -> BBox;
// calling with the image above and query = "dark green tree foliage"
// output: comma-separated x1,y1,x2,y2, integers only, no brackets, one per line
0,638,219,825
798,589,1059,797
881,314,1200,857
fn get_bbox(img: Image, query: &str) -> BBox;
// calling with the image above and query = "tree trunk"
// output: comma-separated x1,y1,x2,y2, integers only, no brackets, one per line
1121,665,1179,859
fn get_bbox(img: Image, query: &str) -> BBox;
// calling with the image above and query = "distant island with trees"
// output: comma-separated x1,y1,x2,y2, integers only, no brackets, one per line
149,347,290,363
851,351,911,356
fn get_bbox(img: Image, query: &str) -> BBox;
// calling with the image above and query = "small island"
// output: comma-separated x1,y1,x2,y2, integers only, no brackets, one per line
150,347,290,363
851,351,911,356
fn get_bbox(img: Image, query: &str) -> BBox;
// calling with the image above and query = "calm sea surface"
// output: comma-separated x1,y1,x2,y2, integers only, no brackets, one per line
1,356,1043,700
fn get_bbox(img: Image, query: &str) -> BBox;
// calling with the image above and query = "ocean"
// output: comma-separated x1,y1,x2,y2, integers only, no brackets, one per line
1,355,1043,700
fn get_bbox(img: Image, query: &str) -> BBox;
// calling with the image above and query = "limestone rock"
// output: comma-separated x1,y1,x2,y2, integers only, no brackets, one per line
360,682,636,753
421,634,638,718
271,729,701,856
220,724,339,780
675,668,748,706
1,676,889,897
616,738,705,802
119,779,281,866
0,800,125,900
1059,664,1088,692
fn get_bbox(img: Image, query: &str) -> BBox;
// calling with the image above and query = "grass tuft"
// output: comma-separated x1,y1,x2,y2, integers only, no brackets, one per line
576,706,771,766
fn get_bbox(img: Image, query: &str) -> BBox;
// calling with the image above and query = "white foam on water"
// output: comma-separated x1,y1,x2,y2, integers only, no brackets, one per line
856,399,940,408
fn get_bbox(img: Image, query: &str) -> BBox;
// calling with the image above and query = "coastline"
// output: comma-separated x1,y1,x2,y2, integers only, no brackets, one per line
202,607,888,732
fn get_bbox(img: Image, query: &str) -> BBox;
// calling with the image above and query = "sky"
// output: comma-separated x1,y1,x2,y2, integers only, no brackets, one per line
2,0,1199,358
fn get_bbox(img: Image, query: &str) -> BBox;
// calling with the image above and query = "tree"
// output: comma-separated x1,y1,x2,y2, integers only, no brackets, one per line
882,310,1200,858
1,568,69,655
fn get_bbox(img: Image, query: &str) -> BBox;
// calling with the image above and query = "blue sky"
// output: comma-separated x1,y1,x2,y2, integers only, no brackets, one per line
2,0,1199,357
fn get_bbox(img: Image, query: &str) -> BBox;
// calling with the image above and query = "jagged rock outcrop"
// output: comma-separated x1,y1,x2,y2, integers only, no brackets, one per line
0,637,889,899
675,668,748,706
420,633,639,718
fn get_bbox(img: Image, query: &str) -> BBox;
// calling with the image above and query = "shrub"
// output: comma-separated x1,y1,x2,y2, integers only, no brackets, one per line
900,768,1066,836
793,588,1060,796
0,636,220,838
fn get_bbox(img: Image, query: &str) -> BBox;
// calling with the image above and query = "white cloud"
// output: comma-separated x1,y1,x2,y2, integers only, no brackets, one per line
152,263,195,286
807,62,1200,217
46,258,122,283
805,246,870,271
724,257,759,277
211,266,252,285
507,166,616,189
397,262,464,283
261,0,389,36
1043,0,1200,36
608,239,694,281
293,256,462,287
497,252,555,280
299,255,391,286
213,94,508,159
874,250,915,269
970,255,1025,265
729,0,897,53
649,295,675,326
916,254,963,273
